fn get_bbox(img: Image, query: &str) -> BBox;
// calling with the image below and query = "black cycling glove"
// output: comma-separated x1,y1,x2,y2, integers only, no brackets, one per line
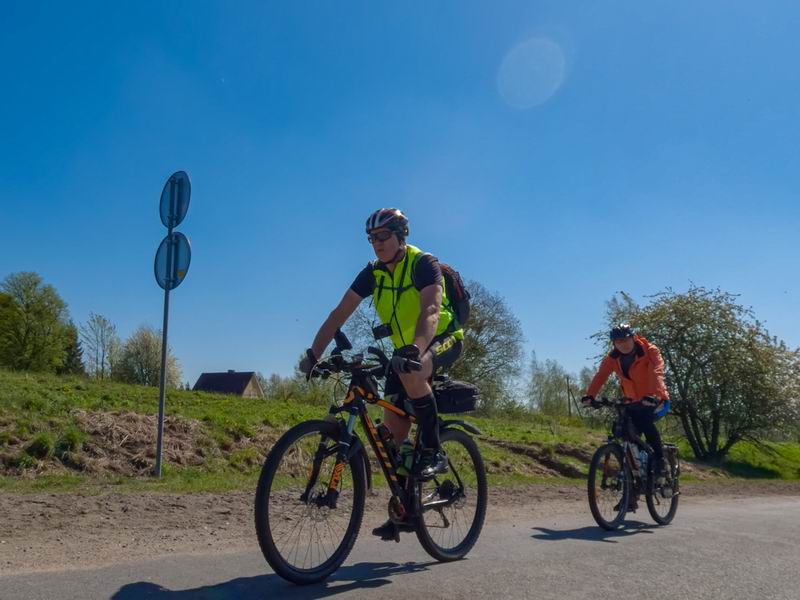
391,345,421,374
299,348,317,377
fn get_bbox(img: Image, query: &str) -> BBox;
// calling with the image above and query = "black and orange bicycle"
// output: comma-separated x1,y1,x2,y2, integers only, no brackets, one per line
254,330,487,585
586,397,680,530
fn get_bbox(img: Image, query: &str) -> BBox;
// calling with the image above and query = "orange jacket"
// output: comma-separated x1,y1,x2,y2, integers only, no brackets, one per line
586,335,669,401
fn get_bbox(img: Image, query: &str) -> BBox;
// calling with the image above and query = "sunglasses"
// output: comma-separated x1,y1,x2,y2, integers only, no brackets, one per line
367,230,395,243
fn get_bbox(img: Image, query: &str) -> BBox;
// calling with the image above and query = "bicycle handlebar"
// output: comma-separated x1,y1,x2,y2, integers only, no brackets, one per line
587,397,631,409
310,348,423,379
308,347,389,379
307,329,422,379
366,346,389,368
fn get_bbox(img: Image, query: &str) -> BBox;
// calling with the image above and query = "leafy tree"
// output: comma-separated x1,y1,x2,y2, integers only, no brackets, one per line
605,286,800,460
0,293,15,359
58,321,85,375
0,272,70,372
117,326,182,388
527,353,573,416
448,281,524,412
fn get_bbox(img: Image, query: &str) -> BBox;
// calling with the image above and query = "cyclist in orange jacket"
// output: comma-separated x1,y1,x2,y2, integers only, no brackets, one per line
582,324,671,479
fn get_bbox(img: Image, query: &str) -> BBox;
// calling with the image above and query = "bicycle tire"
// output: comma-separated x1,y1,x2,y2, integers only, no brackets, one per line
646,450,680,526
588,443,629,530
254,420,366,585
415,428,487,561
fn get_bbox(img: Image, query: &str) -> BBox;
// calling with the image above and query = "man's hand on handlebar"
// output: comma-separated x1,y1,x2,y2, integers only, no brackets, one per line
299,348,317,378
390,344,423,374
297,344,393,380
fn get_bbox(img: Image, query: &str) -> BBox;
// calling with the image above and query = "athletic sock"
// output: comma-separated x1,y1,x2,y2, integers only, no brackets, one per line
411,393,439,450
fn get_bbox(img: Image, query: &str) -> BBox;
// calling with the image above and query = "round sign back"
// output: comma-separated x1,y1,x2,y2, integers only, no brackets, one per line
159,171,191,229
154,232,192,290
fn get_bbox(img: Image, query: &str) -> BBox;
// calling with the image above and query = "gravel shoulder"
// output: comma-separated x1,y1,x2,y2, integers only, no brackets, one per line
2,481,799,575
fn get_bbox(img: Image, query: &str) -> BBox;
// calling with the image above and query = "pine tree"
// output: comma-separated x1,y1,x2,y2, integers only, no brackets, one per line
58,322,85,375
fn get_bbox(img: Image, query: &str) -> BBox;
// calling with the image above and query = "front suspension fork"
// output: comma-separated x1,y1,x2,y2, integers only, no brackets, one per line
318,409,359,509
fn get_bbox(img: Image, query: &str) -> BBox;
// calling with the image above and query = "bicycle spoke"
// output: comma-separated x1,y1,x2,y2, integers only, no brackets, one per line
264,429,357,573
590,446,626,527
419,433,481,553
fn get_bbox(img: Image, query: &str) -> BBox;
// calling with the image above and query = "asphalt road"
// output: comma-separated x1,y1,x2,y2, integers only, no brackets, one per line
2,496,798,600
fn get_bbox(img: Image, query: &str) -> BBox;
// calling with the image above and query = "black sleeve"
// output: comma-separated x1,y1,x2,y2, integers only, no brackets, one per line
413,254,443,291
349,264,376,298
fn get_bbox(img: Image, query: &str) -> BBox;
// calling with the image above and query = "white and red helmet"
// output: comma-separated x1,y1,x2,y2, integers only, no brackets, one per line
365,208,409,237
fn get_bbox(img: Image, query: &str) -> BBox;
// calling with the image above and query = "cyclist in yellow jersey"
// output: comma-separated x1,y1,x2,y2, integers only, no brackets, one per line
299,208,464,539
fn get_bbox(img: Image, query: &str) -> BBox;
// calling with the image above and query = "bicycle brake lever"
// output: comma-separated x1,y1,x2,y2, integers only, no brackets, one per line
310,361,334,379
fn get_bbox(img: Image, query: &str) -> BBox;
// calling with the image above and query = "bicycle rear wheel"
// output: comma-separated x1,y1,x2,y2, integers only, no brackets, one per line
254,420,366,585
646,446,680,525
587,443,629,530
415,428,487,561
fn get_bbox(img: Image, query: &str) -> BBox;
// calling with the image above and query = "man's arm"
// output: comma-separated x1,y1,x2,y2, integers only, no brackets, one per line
586,355,615,398
648,344,669,399
310,289,362,359
413,284,442,352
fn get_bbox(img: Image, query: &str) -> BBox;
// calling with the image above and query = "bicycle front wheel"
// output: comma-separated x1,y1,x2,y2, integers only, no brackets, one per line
254,420,366,585
588,443,629,530
415,428,487,561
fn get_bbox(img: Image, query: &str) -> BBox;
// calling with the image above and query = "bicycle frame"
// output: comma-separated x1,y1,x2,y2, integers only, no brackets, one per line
588,397,681,531
606,404,654,493
310,366,471,522
298,363,413,512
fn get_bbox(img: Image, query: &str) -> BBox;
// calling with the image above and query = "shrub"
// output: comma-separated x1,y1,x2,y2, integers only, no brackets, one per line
25,432,55,459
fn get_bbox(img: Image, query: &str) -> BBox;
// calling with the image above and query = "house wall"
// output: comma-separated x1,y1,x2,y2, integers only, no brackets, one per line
243,379,263,398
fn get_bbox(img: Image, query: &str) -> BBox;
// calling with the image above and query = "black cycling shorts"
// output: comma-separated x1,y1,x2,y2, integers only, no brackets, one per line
384,332,463,404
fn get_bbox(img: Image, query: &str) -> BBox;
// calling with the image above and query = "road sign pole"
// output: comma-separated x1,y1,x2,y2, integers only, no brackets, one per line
155,180,177,478
153,171,191,477
155,283,171,477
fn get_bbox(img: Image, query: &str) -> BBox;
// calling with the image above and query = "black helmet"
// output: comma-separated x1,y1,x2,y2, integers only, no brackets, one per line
610,323,635,340
365,208,409,238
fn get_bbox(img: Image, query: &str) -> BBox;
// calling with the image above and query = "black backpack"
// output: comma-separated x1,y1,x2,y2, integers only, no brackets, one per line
405,253,471,327
439,262,471,327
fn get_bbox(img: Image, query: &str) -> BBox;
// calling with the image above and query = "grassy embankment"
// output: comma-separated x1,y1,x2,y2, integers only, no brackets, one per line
0,369,798,493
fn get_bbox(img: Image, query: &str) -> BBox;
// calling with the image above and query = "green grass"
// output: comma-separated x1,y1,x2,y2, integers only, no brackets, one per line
718,441,800,479
670,437,800,480
1,368,799,494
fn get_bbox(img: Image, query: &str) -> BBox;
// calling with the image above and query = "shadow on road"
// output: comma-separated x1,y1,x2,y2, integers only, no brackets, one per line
531,521,656,543
110,560,440,600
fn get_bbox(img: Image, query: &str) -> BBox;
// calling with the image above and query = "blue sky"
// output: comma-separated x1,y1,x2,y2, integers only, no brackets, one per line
2,2,798,387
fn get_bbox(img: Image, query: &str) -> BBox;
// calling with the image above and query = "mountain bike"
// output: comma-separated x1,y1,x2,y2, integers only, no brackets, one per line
254,330,487,585
586,397,680,530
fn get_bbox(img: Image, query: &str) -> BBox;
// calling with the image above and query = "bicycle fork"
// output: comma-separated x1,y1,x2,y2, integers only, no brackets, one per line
321,408,361,509
298,405,360,510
